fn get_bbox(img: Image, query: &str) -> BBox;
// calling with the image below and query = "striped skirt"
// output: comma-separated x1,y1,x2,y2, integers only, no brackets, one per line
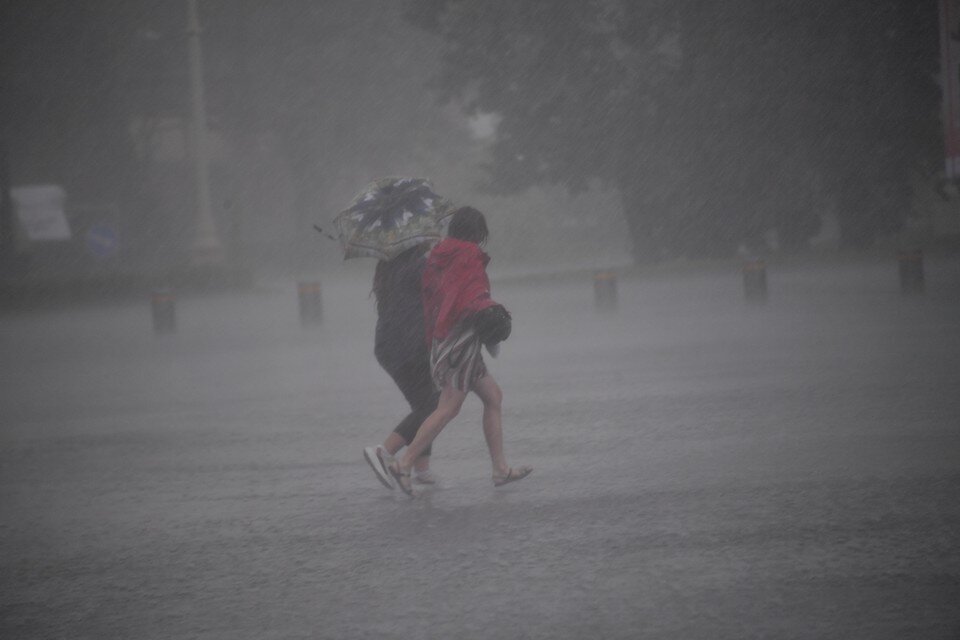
430,321,488,392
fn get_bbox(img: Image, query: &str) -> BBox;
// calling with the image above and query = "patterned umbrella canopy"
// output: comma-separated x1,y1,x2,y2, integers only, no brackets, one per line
332,177,452,260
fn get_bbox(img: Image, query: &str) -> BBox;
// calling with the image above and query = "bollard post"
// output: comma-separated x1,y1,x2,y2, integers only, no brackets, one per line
897,249,924,294
593,271,618,312
151,288,177,334
742,258,768,302
297,281,323,325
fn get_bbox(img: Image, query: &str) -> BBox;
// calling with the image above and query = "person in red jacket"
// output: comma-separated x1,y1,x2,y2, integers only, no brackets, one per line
384,206,532,496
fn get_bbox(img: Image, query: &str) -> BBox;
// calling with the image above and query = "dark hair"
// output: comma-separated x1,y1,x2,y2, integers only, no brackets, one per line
446,206,489,246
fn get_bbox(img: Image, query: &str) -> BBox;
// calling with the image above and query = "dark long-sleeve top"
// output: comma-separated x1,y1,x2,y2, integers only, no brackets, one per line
373,246,429,366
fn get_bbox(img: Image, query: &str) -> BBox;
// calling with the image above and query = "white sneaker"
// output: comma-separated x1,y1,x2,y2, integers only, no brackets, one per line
363,445,394,490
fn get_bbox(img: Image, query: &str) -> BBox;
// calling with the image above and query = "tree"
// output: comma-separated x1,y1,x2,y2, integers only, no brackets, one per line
804,0,940,247
1,1,209,268
405,0,940,260
1,1,161,256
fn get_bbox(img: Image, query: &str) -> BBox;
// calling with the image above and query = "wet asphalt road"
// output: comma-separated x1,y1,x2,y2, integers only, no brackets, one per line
1,257,959,639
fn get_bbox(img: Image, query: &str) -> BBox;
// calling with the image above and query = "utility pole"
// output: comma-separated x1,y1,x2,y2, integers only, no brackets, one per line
186,0,224,266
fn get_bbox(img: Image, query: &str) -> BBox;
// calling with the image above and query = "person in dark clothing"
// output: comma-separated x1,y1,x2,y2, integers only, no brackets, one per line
363,243,440,489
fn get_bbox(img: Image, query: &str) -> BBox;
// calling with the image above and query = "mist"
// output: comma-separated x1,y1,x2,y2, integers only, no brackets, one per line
1,1,959,638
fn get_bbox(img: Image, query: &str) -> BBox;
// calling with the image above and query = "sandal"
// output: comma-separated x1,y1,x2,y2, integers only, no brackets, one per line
493,466,533,487
387,460,415,498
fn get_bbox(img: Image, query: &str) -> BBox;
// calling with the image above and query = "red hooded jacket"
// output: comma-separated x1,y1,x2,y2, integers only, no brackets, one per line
422,237,498,344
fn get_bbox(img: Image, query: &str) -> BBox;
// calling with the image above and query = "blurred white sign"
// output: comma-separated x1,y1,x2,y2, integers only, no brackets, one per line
11,184,72,241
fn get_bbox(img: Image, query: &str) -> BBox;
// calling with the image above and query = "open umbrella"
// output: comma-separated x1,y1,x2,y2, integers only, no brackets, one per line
331,177,452,260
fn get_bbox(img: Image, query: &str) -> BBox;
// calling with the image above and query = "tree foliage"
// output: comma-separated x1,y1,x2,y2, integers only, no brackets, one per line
406,0,940,260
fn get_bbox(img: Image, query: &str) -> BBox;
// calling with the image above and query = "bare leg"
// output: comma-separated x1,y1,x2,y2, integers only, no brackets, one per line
382,432,405,456
383,430,430,473
472,374,509,476
398,384,466,471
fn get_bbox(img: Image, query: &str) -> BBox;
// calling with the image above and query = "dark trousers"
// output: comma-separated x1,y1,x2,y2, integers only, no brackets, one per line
378,351,440,457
